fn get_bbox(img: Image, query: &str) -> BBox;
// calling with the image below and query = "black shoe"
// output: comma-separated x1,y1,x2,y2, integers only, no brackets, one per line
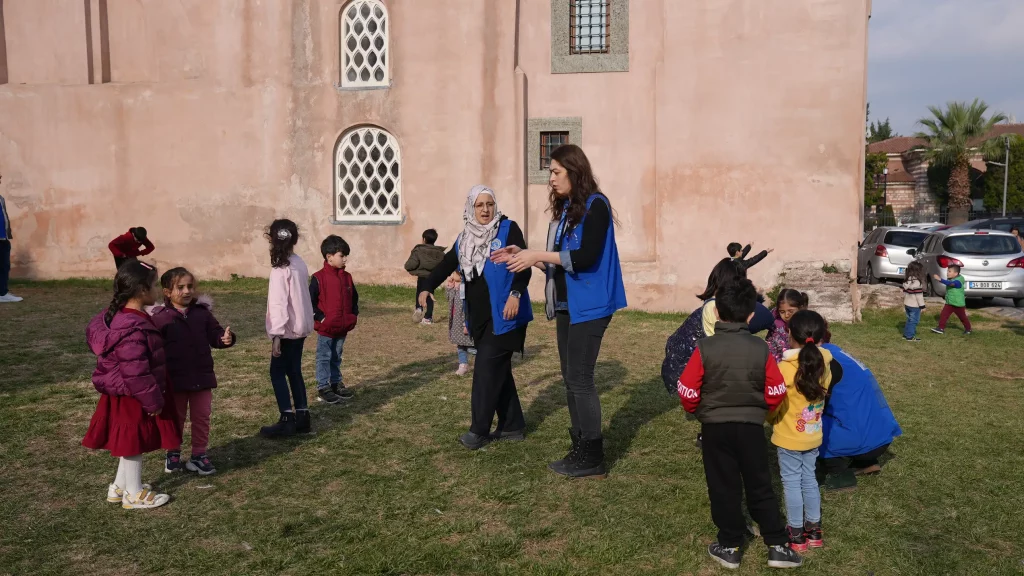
185,453,216,476
295,410,312,434
164,451,183,473
767,544,803,568
547,429,581,472
708,542,742,570
803,521,823,549
459,431,492,450
317,388,343,404
695,433,703,450
490,429,526,442
549,436,607,478
260,412,296,438
332,383,354,400
786,525,808,553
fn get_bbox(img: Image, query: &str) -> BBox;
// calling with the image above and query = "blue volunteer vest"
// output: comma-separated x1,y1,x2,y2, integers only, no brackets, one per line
454,218,533,336
820,344,902,459
557,193,627,324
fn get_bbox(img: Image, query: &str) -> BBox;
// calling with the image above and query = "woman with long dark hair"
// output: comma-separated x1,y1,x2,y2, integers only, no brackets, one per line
494,144,626,478
420,185,533,450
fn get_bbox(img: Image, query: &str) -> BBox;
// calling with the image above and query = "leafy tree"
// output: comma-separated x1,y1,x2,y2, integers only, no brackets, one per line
868,118,897,143
864,151,888,206
927,162,984,204
915,99,1008,209
981,136,1024,213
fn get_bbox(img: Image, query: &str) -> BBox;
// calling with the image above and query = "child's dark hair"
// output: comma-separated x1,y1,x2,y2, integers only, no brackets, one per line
788,310,828,402
130,226,148,242
905,260,926,286
715,278,757,323
160,267,194,290
266,219,299,268
105,260,158,326
697,258,746,300
948,264,961,274
321,235,350,259
422,229,438,245
727,242,743,257
776,288,809,310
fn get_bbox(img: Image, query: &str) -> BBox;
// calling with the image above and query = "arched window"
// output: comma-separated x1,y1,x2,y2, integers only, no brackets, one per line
335,126,402,222
340,0,389,88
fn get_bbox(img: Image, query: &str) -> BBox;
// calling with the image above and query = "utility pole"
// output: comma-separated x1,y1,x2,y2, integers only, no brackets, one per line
1003,136,1010,217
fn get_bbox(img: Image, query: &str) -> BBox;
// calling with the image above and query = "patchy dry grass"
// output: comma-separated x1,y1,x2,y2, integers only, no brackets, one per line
1,278,1023,575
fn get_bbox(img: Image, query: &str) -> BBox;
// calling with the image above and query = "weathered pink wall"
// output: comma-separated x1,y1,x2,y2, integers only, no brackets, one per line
0,0,869,313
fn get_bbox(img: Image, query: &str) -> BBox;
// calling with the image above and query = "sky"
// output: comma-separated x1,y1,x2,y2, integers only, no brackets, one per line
867,0,1024,137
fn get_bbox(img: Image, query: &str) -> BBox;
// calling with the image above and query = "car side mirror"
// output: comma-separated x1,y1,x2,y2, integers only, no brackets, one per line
906,248,916,256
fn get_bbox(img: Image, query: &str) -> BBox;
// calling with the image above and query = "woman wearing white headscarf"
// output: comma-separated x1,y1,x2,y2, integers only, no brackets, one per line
420,185,534,450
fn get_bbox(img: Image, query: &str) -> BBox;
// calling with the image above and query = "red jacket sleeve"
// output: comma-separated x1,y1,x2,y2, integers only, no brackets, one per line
138,238,155,256
764,356,786,411
677,348,705,413
108,233,129,257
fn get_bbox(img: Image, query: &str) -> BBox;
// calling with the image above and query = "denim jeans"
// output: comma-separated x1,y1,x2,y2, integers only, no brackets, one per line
777,447,821,528
315,334,345,391
457,346,470,365
904,306,921,339
270,337,307,412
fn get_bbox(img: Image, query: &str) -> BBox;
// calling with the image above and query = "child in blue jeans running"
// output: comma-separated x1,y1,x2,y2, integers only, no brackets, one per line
901,261,926,341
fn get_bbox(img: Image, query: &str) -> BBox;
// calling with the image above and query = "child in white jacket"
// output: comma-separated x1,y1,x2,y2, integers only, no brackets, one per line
901,261,926,341
261,219,315,438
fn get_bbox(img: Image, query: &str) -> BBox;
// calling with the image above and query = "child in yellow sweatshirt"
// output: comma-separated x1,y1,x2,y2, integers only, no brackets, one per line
771,309,837,553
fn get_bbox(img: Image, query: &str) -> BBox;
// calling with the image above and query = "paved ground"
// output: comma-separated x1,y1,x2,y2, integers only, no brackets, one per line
975,298,1024,321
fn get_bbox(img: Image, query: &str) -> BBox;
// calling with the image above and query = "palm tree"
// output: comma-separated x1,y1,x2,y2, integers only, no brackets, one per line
915,99,1008,210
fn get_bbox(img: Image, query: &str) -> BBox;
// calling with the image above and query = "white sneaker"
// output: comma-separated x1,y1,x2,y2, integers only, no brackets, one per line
0,293,23,303
107,483,151,503
122,487,170,510
455,363,470,376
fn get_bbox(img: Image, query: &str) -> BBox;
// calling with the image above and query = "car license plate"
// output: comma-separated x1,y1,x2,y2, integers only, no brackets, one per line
897,267,905,274
969,282,1002,289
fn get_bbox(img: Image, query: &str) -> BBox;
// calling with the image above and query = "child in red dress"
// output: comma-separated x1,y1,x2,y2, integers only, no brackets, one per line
82,260,179,509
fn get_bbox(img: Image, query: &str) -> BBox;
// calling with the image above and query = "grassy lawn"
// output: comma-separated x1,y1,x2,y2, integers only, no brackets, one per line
1,279,1023,576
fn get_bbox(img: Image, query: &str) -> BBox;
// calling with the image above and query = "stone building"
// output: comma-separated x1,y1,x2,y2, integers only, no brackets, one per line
0,0,871,313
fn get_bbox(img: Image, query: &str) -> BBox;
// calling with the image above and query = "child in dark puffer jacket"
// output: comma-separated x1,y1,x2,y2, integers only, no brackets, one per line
405,228,446,324
151,267,235,476
82,260,176,510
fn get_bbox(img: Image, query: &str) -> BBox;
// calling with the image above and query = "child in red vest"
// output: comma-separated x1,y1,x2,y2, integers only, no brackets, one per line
309,235,359,404
108,227,155,271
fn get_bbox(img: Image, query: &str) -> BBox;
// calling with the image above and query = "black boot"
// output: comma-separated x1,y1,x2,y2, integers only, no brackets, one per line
550,436,607,479
260,412,296,438
547,429,581,472
295,409,312,434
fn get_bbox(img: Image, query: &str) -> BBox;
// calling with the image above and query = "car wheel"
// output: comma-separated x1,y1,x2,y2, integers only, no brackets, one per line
1015,298,1024,308
867,264,880,285
981,297,994,304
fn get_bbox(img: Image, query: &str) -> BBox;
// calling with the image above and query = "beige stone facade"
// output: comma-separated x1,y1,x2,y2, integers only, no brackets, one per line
0,0,871,313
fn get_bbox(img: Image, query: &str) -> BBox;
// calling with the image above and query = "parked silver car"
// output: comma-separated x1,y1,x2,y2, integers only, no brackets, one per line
856,227,930,284
909,229,1024,307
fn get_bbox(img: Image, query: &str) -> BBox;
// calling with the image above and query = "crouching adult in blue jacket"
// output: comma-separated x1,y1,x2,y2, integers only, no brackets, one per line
495,144,627,479
818,343,903,489
421,185,533,451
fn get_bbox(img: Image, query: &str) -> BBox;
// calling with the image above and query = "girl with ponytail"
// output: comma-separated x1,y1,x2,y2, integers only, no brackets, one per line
770,309,839,552
83,260,178,510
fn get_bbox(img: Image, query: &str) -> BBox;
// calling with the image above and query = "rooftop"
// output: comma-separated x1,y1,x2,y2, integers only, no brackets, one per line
867,123,1024,155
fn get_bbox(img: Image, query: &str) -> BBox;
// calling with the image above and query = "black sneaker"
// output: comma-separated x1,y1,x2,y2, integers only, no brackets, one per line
904,337,921,342
317,388,343,404
295,410,312,434
803,521,823,549
964,330,972,335
767,544,803,568
548,437,607,478
260,412,296,438
186,454,216,476
459,431,492,450
708,542,742,570
695,433,703,450
786,525,808,552
931,328,944,335
490,429,526,442
164,451,183,473
332,383,354,400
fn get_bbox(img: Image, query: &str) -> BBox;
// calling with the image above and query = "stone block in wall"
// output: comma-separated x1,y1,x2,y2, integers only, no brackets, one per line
772,260,855,323
858,283,904,310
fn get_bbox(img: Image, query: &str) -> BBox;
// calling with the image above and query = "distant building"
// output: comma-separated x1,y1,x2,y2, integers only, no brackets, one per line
0,0,871,312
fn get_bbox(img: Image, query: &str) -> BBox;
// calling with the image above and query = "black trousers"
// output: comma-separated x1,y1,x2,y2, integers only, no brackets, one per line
701,422,788,547
114,256,135,271
819,443,890,477
469,337,525,436
415,277,434,319
556,313,611,441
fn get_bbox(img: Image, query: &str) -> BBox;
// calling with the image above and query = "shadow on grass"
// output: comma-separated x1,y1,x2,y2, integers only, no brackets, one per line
1002,321,1024,336
522,360,627,436
159,353,456,489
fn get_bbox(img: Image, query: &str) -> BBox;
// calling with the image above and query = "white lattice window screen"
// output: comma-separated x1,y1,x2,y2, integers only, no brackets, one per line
335,127,402,222
340,0,389,87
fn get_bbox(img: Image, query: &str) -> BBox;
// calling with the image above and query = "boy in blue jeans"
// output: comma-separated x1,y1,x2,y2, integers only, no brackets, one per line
309,235,359,404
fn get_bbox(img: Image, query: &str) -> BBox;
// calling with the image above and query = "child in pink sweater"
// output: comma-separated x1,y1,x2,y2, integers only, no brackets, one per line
260,219,315,438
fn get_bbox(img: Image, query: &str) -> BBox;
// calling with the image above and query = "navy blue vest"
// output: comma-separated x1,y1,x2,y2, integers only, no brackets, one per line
558,193,627,324
454,218,533,336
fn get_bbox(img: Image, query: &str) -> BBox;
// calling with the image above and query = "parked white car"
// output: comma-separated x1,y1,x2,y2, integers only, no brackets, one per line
908,229,1024,307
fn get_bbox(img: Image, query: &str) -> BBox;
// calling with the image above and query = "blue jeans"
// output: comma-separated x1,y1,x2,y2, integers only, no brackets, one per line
270,337,308,412
904,306,921,339
777,447,821,528
315,335,346,391
457,346,470,365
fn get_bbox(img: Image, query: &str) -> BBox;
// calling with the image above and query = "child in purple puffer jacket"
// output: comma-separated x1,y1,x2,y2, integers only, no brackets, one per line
82,260,176,510
766,289,832,361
